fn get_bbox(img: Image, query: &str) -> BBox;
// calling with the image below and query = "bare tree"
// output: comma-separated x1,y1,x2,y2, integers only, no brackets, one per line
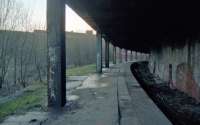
32,28,47,83
0,0,35,89
0,0,21,88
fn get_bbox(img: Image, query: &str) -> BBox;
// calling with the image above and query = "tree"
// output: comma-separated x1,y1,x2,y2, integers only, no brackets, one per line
0,0,23,88
0,0,41,90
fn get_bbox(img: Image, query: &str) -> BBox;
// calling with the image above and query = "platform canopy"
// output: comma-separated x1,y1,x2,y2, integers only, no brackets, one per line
65,0,200,53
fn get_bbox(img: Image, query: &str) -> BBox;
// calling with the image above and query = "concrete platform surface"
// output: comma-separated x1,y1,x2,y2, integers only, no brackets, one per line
117,63,172,125
1,63,172,125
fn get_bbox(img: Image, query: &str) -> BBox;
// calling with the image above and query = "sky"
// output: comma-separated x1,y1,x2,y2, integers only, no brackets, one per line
16,0,94,33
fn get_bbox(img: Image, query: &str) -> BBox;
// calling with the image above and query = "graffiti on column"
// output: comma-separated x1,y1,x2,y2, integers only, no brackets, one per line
48,46,57,106
176,63,200,102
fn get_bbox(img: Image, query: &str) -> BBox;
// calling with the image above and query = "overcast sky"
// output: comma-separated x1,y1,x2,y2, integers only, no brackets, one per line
16,0,94,33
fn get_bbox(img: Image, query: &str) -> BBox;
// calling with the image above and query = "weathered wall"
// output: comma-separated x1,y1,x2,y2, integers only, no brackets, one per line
1,30,97,67
0,30,96,95
149,41,200,101
65,31,96,67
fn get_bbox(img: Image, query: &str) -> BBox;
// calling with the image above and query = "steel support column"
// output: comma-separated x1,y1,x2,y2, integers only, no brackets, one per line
119,48,122,63
47,0,66,107
113,46,116,64
125,50,128,62
131,51,133,61
105,41,109,68
96,32,102,73
132,51,134,61
135,52,138,60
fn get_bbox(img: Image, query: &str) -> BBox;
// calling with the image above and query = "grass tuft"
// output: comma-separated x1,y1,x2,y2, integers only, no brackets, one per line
0,84,46,121
0,64,96,122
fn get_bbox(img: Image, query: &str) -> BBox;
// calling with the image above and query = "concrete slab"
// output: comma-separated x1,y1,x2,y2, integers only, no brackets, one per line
1,63,172,125
119,63,172,125
66,81,82,90
1,112,48,125
44,72,119,125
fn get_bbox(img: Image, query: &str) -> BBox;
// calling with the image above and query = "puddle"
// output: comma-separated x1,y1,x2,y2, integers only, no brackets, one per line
66,76,88,91
102,68,111,73
77,75,108,89
66,81,82,90
101,74,109,78
67,95,79,101
67,76,88,81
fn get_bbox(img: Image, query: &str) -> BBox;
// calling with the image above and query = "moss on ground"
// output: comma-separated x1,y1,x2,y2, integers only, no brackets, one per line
0,64,96,121
66,64,96,76
0,83,47,121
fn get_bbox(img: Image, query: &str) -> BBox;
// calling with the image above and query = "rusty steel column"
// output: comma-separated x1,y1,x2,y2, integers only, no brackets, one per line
113,46,116,64
105,41,109,68
47,0,66,107
131,51,133,61
135,51,138,60
169,64,173,87
96,32,102,73
125,50,128,62
132,51,134,61
119,48,122,63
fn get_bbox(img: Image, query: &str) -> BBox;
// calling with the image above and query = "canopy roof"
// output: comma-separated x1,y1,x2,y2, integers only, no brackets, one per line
66,0,200,52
